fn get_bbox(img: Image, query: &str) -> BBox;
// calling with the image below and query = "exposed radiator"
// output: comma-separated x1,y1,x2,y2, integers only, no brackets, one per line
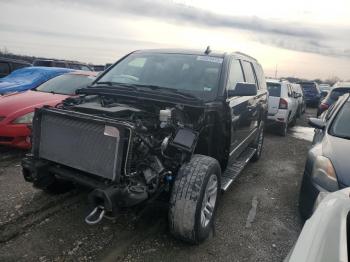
38,111,124,180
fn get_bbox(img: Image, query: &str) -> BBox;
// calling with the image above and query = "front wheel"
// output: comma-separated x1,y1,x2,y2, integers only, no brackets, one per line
279,122,288,137
169,155,221,244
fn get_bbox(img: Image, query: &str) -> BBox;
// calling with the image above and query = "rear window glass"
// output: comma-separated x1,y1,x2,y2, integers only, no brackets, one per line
330,100,350,139
300,83,318,94
267,82,281,97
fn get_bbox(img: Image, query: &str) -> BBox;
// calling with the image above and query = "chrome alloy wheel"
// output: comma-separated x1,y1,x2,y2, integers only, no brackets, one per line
200,174,218,228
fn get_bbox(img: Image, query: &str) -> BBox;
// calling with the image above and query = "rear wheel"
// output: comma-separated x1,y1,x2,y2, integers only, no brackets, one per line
279,122,288,136
251,122,264,162
169,155,221,244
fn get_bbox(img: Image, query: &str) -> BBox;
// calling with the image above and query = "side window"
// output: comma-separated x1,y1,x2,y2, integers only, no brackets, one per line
227,59,245,90
54,62,67,68
241,61,257,85
0,62,10,76
12,62,28,70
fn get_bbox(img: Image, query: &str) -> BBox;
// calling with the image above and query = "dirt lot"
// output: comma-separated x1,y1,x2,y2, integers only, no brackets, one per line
0,108,317,262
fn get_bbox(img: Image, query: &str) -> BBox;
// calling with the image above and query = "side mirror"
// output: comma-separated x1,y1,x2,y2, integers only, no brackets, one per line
321,91,328,98
308,118,326,129
228,83,258,97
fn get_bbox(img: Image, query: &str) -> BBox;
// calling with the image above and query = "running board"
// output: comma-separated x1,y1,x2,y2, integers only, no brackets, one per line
221,147,256,191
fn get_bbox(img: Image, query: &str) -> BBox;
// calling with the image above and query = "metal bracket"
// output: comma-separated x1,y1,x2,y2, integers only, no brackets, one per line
85,206,106,225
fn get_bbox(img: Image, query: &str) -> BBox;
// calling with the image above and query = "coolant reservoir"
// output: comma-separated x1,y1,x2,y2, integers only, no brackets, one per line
159,108,172,128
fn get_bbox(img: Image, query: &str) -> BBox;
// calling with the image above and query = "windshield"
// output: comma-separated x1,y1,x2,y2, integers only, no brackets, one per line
330,100,350,139
96,53,223,101
267,82,281,97
36,74,95,95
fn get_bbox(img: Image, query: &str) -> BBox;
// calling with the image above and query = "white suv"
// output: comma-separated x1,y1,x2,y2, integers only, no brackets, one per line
266,79,299,136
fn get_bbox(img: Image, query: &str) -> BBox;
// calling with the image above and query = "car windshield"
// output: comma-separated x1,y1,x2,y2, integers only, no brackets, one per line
267,82,281,97
36,74,95,95
96,53,223,101
330,100,350,139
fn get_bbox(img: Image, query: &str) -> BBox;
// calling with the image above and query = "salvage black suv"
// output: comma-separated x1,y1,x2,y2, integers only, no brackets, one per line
22,49,268,243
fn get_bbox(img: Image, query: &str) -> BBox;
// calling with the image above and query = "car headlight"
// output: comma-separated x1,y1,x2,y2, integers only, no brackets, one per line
12,112,35,124
311,156,338,192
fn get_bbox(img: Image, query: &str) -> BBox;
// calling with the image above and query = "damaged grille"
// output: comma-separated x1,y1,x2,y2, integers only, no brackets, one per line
36,110,130,180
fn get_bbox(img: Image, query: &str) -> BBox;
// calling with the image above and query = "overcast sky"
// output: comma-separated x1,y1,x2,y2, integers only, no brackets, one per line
1,0,349,79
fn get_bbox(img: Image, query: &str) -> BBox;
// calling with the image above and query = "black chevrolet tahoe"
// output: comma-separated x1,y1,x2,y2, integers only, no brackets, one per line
22,49,268,243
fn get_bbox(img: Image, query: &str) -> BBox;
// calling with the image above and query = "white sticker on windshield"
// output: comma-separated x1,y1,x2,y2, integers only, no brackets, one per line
197,56,223,64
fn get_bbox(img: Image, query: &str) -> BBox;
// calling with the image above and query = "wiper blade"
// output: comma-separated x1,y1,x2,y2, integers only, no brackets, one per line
93,82,137,90
124,84,202,101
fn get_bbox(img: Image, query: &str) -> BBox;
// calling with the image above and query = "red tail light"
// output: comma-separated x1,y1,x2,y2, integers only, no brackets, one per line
279,98,288,109
319,103,329,111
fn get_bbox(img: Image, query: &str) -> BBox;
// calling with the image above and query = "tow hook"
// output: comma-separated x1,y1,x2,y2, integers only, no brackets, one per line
85,206,106,225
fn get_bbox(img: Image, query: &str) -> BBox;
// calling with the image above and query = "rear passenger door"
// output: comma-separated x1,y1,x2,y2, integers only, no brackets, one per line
241,60,259,134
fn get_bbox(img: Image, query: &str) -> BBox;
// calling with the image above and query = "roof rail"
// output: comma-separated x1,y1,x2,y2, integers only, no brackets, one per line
234,51,257,61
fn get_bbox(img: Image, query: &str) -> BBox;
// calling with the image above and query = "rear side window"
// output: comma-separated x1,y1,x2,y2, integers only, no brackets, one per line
227,59,245,90
329,88,350,101
254,63,266,90
241,61,257,85
0,62,10,76
267,82,281,97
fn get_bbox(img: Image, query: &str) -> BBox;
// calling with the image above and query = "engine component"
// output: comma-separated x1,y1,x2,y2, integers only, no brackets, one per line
159,108,173,128
170,128,198,152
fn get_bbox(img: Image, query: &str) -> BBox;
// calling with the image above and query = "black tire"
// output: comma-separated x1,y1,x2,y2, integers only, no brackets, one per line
169,155,221,244
251,122,264,162
290,114,297,127
279,122,288,137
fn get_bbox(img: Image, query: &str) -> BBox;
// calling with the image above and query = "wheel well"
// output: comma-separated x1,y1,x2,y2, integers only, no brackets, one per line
194,111,229,170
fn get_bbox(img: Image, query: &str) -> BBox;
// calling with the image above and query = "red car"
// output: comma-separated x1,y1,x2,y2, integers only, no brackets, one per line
0,71,97,149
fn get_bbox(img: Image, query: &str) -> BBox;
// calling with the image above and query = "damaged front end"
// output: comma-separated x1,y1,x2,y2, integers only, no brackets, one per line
22,94,203,224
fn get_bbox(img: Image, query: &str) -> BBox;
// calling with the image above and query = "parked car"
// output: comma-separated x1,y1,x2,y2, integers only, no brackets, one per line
286,188,350,262
319,83,331,98
0,57,32,78
266,79,299,136
317,82,350,116
298,81,321,107
299,93,350,219
22,49,268,243
0,71,97,149
33,59,93,71
92,65,105,72
0,67,72,95
292,83,306,116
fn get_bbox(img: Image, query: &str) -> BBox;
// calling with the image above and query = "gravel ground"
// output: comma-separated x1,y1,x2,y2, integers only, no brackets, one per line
0,108,317,262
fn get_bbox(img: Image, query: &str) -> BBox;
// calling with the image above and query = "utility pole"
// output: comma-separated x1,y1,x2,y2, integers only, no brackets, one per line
274,64,278,79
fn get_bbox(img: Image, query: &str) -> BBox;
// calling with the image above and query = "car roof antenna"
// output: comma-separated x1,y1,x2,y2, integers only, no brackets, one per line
204,46,211,55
